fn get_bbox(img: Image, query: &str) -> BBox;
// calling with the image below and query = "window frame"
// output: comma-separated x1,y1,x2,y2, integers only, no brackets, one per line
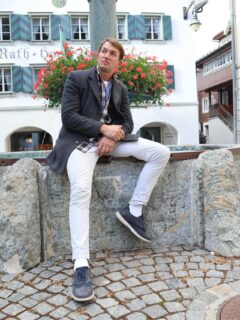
30,14,51,42
202,97,210,114
0,65,13,94
0,14,11,41
143,14,163,41
70,14,89,41
117,14,128,41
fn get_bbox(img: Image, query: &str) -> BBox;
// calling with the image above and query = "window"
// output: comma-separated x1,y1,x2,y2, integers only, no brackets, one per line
203,50,232,75
221,90,229,106
71,16,89,40
0,67,12,93
0,15,10,41
202,97,209,113
117,16,127,40
145,16,161,40
32,16,50,41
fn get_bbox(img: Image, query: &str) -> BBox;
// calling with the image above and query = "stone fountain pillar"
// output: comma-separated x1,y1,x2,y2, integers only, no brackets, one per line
88,0,117,51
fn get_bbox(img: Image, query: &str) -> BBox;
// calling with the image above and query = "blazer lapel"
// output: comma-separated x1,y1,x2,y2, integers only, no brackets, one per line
88,68,101,106
112,80,121,110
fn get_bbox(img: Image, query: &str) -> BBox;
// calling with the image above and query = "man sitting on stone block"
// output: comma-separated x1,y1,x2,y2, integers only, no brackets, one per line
47,38,170,302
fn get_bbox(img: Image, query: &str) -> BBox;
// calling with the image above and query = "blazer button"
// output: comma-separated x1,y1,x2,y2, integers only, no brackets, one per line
75,141,79,144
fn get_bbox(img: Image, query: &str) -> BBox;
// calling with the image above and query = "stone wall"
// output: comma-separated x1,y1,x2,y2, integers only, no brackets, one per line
1,148,240,273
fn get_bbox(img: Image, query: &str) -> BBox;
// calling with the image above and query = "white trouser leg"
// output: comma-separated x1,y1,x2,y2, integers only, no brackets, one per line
66,148,99,261
111,138,170,206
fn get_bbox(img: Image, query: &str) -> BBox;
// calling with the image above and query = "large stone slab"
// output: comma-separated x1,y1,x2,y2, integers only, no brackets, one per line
0,159,41,273
198,149,240,256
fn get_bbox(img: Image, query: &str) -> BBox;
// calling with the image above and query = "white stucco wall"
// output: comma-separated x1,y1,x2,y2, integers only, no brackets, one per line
204,118,233,144
0,0,199,152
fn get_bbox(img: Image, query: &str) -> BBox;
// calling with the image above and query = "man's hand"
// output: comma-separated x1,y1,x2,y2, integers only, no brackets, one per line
100,124,125,142
96,136,116,156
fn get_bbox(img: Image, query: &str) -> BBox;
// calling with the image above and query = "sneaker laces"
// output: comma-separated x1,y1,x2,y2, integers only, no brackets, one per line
75,267,89,282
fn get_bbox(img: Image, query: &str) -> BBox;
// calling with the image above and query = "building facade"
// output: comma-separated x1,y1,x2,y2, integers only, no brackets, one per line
196,30,233,144
0,0,199,152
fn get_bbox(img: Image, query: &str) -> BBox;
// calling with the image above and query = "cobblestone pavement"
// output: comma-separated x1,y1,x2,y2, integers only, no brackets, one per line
1,246,240,320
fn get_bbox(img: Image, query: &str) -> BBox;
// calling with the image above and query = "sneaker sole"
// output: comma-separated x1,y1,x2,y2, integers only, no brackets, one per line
72,291,95,302
116,211,152,243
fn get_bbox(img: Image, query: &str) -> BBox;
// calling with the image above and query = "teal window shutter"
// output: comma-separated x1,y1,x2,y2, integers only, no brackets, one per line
60,15,71,40
167,65,175,89
22,67,33,93
11,14,20,40
128,15,136,39
163,15,172,40
128,15,145,40
12,66,22,92
51,15,60,40
19,15,31,41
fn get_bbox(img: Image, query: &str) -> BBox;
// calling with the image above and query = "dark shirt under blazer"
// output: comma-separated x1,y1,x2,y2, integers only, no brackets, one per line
47,67,134,173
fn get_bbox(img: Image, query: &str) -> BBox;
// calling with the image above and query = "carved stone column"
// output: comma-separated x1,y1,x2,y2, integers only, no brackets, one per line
88,0,117,51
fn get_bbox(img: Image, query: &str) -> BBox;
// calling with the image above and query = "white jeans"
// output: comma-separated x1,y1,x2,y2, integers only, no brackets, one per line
66,138,170,260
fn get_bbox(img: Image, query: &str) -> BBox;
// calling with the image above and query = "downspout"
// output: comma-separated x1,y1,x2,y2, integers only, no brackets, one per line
231,0,238,143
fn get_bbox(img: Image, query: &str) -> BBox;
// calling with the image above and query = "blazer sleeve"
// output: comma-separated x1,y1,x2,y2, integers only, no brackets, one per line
61,72,102,137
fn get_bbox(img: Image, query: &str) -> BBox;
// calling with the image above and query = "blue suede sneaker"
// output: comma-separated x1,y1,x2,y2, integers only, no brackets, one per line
116,206,152,242
72,267,94,302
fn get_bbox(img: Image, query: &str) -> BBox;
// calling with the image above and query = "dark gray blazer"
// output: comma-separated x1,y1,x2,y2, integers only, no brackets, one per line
47,67,134,173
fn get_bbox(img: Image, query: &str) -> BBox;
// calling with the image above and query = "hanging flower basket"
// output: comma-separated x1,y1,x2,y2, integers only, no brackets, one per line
33,44,173,109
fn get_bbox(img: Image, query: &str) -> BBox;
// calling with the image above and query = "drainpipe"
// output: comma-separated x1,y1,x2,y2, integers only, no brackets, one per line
231,0,239,143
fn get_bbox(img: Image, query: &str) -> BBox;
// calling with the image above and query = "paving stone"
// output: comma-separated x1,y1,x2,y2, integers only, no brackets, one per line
122,260,142,268
160,289,181,301
18,310,40,320
138,265,155,273
49,306,70,318
148,280,169,291
164,301,185,313
140,258,155,265
0,298,8,309
18,285,38,295
186,310,206,320
106,263,125,272
104,271,123,281
141,293,162,304
189,270,204,277
155,264,170,272
92,276,110,286
187,278,205,288
115,289,136,301
58,261,73,269
158,272,174,280
32,292,52,302
205,277,221,287
122,277,142,287
216,264,231,271
205,270,224,277
190,256,205,263
167,312,185,320
172,270,188,278
155,257,173,264
131,285,153,296
107,304,130,318
19,297,38,308
137,273,157,282
2,304,25,316
170,263,185,271
126,298,146,311
39,270,55,279
47,294,68,306
97,298,118,308
85,303,104,317
165,278,186,289
199,262,216,270
126,312,147,320
92,313,112,320
122,268,141,277
7,280,25,290
48,265,63,272
30,266,46,274
229,280,240,291
143,304,167,318
0,274,16,282
179,288,197,299
94,287,110,298
91,267,108,276
107,282,126,292
19,272,36,282
226,269,240,279
33,302,55,315
8,292,25,302
0,289,13,298
174,256,189,262
186,262,198,269
32,279,52,290
47,284,65,293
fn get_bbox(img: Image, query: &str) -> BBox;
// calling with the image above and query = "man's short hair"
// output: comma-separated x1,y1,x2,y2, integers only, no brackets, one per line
98,38,125,60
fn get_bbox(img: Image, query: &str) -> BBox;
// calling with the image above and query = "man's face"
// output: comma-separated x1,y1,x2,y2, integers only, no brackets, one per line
97,41,120,75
